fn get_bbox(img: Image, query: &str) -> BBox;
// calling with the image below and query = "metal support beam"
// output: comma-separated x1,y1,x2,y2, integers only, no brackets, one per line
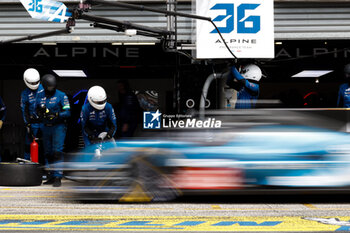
166,0,176,51
85,0,211,21
80,13,173,36
92,22,162,38
0,28,72,44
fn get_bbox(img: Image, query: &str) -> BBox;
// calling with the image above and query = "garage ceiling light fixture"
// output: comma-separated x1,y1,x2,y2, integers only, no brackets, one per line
292,70,333,78
42,42,57,45
53,70,87,77
123,42,155,45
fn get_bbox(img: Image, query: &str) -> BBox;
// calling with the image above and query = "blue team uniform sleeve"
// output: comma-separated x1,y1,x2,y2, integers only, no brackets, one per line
20,91,28,124
230,66,259,96
107,105,117,137
244,81,259,96
226,66,243,84
59,94,71,118
231,66,245,81
0,97,6,121
80,105,88,133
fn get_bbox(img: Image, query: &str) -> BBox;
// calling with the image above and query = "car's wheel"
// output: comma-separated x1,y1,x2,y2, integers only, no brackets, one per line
67,153,180,202
0,163,43,186
120,157,180,202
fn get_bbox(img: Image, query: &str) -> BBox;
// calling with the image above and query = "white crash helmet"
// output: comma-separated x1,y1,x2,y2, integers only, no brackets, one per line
88,86,107,110
240,64,262,82
23,68,40,90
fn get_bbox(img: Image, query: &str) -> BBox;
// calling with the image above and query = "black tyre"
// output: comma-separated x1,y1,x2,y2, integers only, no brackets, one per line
0,163,43,186
128,158,180,202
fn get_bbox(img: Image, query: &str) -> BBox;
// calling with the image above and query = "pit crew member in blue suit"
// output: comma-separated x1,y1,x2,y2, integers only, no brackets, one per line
80,86,117,147
36,74,70,187
226,64,262,109
21,68,43,160
337,63,350,108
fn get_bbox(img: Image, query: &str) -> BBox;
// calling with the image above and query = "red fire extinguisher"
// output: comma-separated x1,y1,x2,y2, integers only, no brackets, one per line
30,139,39,163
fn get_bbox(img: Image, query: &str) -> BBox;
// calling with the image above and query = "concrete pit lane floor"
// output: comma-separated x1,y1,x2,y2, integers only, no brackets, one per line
0,179,350,232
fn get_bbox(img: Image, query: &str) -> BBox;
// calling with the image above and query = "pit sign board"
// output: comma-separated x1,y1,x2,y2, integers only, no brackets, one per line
196,0,274,59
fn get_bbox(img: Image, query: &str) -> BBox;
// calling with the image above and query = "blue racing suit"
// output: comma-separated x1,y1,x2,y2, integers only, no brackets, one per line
337,83,350,108
20,85,44,160
80,102,117,147
0,97,6,162
36,89,70,178
226,67,259,109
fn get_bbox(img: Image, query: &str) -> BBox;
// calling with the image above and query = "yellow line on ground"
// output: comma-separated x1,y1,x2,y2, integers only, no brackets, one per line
0,215,347,231
0,228,119,232
303,204,318,209
211,205,222,210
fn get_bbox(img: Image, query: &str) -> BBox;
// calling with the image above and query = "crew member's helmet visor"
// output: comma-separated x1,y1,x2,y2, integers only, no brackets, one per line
92,99,107,105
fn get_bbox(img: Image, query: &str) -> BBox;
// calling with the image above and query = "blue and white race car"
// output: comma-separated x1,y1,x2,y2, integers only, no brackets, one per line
62,110,350,201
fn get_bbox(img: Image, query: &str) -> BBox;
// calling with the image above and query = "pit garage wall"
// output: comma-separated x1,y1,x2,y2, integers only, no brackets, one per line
0,77,174,159
0,43,178,159
0,44,177,126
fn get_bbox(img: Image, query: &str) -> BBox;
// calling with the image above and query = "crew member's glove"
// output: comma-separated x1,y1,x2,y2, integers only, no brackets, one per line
0,120,3,129
98,132,108,141
106,132,113,139
25,123,32,136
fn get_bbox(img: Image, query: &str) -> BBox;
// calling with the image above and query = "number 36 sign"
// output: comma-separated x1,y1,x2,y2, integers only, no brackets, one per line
196,0,274,59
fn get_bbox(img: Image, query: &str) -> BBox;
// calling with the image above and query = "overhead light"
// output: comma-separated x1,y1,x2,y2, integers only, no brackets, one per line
53,70,87,77
275,41,283,45
125,29,137,37
111,42,122,45
177,44,196,50
177,46,195,50
42,42,57,45
72,36,80,41
292,70,333,78
123,42,155,45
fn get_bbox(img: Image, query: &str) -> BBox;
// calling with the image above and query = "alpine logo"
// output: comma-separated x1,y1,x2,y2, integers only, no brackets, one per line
20,0,72,23
210,3,261,34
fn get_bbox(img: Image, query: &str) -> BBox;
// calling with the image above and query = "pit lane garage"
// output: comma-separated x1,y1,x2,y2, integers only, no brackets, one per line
1,0,350,190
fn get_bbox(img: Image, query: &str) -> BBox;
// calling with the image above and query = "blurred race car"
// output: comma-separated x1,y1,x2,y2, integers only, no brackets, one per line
62,110,350,201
